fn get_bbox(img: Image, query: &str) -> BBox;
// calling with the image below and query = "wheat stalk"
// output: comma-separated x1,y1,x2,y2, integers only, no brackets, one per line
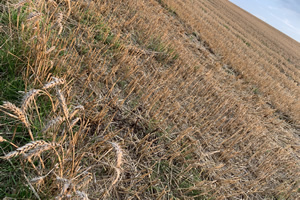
76,191,89,200
24,143,54,159
110,142,123,169
45,46,56,54
27,12,42,22
69,105,84,119
1,140,52,159
75,191,89,200
0,101,34,140
46,0,58,8
102,142,123,198
57,89,69,119
42,77,65,90
0,136,18,148
1,101,30,128
43,116,65,133
21,89,42,112
69,117,80,129
75,172,92,190
12,0,28,9
51,13,64,35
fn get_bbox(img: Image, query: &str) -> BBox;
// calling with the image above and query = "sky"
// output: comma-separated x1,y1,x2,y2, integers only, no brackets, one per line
229,0,300,43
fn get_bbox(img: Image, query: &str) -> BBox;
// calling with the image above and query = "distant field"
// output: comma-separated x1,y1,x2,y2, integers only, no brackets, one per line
0,0,299,199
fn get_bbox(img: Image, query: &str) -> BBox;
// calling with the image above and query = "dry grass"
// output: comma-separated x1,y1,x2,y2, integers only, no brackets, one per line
0,0,299,199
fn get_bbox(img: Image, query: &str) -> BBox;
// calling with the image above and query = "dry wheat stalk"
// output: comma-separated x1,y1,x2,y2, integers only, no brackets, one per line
102,142,123,198
56,176,74,199
66,0,71,16
1,101,30,128
69,117,80,129
1,140,53,159
70,105,84,119
0,136,18,148
110,142,123,169
42,77,65,90
30,176,45,186
75,191,89,200
58,24,63,35
31,163,58,186
51,13,64,35
27,12,42,22
45,46,56,54
12,0,28,9
47,0,58,8
24,143,53,159
75,172,92,190
57,89,69,119
43,116,65,133
21,89,42,112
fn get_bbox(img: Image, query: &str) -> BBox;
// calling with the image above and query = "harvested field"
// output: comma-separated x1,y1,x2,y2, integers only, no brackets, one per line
0,0,299,199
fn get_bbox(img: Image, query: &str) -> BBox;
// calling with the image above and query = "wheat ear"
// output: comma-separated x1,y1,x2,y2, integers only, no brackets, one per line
0,101,33,140
27,12,42,22
69,105,84,119
57,90,69,119
110,142,123,169
69,117,80,129
103,142,123,198
43,116,65,133
21,89,42,112
42,77,65,90
24,142,54,159
1,101,30,128
45,46,56,55
12,0,28,9
51,13,64,35
0,140,54,159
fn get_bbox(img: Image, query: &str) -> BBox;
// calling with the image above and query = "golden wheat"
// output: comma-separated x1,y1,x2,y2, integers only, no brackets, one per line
26,12,42,23
1,0,299,199
1,140,53,159
1,101,30,128
43,116,65,133
57,89,69,119
45,46,56,55
12,0,28,9
69,105,84,119
21,89,42,112
42,77,65,90
105,142,123,195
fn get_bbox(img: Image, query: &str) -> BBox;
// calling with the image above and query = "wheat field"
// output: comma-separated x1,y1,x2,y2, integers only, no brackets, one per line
0,0,299,199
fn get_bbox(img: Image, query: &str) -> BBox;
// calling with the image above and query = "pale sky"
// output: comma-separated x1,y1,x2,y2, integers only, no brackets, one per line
229,0,300,43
